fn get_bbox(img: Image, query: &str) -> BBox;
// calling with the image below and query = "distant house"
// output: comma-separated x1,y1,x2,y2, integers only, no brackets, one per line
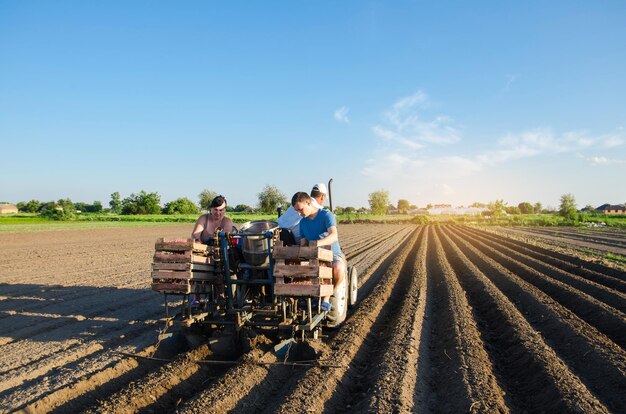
0,203,18,214
428,206,488,215
596,204,626,214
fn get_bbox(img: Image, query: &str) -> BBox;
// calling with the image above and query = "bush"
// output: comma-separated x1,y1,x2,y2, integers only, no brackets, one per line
39,203,75,220
257,185,287,214
411,215,430,224
17,200,42,213
368,190,389,215
121,191,161,215
163,198,199,215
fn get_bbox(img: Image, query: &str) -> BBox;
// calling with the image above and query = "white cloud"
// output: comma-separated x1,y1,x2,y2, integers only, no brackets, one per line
589,156,626,165
362,90,626,206
334,106,350,123
372,91,461,148
501,74,519,94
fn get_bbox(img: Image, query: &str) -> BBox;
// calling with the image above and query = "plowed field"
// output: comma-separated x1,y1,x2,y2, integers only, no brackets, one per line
1,224,625,413
492,226,626,257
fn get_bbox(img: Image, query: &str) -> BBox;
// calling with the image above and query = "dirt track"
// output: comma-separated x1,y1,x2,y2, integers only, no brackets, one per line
1,224,625,413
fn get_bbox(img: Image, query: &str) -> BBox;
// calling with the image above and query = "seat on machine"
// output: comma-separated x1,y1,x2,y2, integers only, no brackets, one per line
279,228,296,246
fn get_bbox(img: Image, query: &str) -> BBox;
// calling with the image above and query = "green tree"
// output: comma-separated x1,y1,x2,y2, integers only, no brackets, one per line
198,189,218,210
397,199,410,214
86,201,103,213
534,202,543,214
506,206,521,215
121,191,161,215
163,197,199,214
257,184,287,214
368,190,389,215
39,200,74,220
488,199,507,217
470,202,487,208
233,204,253,212
344,206,356,214
17,199,42,213
426,203,433,209
518,202,534,214
57,198,74,211
109,192,122,213
75,201,103,213
559,193,577,220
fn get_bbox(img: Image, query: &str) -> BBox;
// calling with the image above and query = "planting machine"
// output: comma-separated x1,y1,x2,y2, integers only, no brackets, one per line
150,183,358,356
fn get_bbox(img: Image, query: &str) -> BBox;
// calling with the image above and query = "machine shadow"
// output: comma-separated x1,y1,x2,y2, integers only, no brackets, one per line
0,282,168,344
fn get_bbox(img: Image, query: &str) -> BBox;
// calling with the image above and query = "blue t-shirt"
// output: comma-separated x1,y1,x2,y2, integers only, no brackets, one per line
299,208,342,257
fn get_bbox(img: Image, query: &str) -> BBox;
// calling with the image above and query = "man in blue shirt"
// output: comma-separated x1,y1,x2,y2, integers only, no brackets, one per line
291,191,345,311
277,182,328,244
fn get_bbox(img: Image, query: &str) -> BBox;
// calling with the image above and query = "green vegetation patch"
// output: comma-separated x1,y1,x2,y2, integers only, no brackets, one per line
606,253,626,264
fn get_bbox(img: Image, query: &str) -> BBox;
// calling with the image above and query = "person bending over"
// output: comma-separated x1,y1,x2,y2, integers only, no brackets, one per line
277,182,329,244
291,191,344,311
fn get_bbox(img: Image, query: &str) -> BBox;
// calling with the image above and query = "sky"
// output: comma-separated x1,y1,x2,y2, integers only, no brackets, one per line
1,1,625,210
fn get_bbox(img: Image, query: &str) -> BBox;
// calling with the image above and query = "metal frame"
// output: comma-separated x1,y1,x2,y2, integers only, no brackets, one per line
163,229,326,339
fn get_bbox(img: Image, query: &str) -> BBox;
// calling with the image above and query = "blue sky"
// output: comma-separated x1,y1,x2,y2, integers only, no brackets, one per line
1,1,625,210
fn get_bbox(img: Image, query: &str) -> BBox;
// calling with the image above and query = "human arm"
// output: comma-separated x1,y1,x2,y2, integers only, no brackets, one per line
191,215,206,241
314,225,338,247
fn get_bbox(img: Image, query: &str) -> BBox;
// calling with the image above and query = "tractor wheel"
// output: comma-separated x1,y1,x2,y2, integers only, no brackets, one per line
326,277,348,328
348,266,358,308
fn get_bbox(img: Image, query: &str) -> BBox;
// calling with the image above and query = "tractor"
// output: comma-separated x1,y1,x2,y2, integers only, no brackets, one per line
150,181,358,357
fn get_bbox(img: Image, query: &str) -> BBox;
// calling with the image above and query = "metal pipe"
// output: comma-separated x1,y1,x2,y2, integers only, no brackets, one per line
328,178,333,212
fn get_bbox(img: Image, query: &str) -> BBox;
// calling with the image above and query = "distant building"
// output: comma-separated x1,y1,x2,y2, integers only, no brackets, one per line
0,203,18,214
426,206,488,215
596,204,626,214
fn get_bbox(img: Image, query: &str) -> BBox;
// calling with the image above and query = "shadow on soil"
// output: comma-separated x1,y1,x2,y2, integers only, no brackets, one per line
0,282,169,344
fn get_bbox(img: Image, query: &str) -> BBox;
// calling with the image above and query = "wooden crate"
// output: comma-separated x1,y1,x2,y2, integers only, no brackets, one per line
151,238,223,293
273,242,334,297
150,279,216,294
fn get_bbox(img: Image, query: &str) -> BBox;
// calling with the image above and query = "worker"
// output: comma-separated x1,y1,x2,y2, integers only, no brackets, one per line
277,182,328,244
192,195,234,244
291,191,344,311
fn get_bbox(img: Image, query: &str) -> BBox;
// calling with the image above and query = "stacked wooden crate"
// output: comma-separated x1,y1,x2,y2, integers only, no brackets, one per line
273,242,334,297
151,238,222,294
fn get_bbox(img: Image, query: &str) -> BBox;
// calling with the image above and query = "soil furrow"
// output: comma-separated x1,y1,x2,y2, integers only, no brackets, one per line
461,226,626,293
264,228,422,414
417,226,507,413
495,227,626,257
437,226,610,413
459,227,626,349
176,227,421,414
455,226,626,312
360,224,428,413
516,227,626,249
488,227,626,278
443,225,626,412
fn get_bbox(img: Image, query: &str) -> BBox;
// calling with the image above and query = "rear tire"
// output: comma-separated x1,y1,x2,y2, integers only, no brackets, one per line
348,266,358,308
326,277,348,328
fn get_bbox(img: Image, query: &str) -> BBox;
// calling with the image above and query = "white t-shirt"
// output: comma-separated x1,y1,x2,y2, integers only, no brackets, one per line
276,206,302,242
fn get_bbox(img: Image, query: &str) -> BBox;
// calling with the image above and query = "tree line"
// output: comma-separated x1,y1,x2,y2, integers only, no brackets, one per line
14,185,323,218
13,186,597,221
